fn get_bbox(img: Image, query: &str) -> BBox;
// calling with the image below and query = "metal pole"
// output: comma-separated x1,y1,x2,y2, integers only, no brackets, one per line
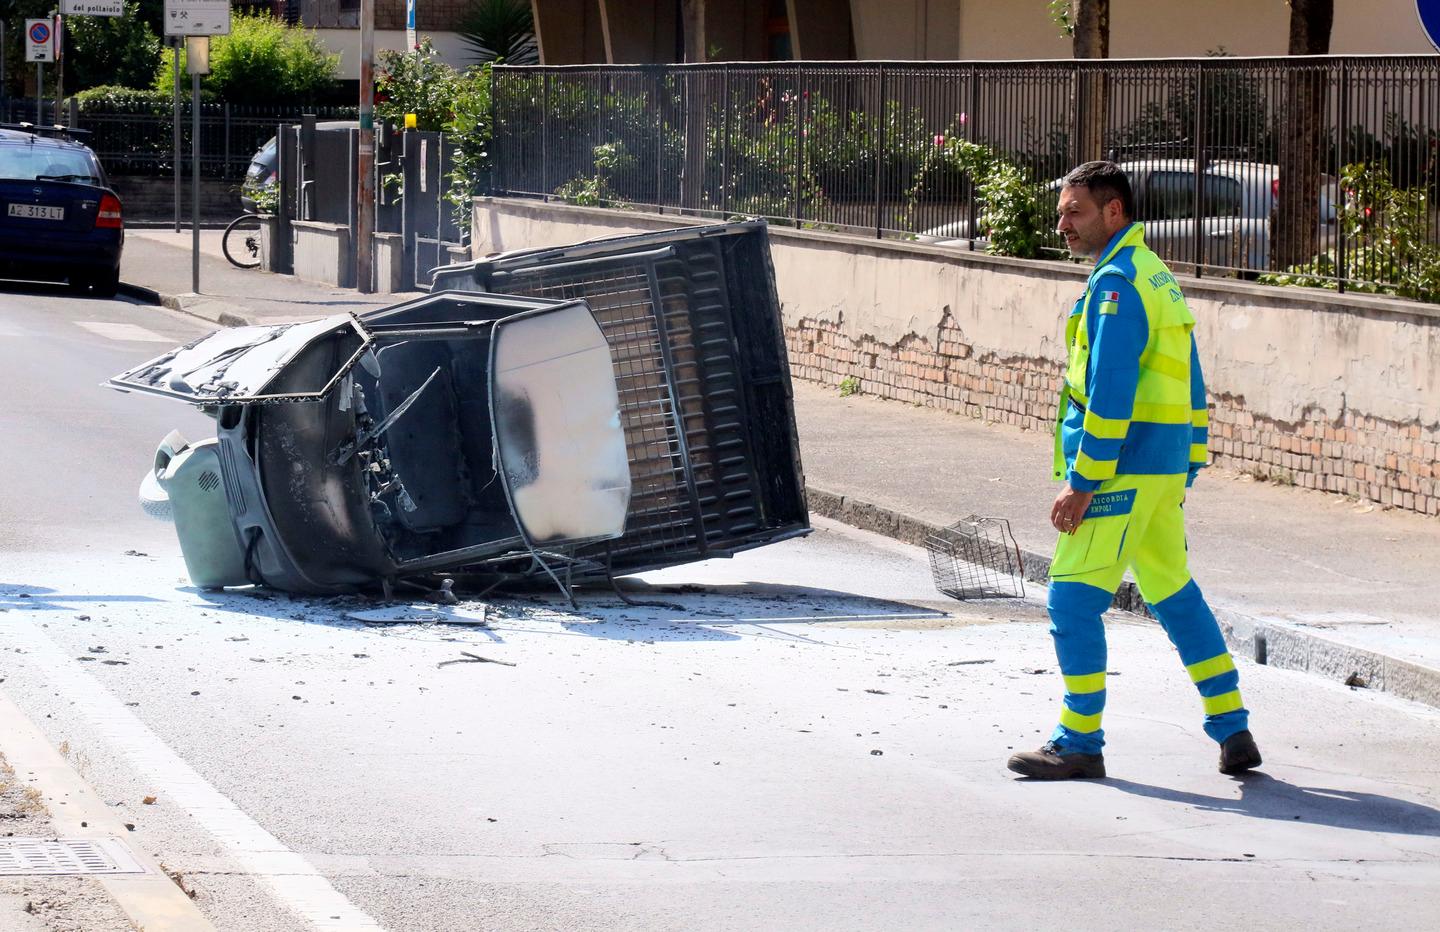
400,128,416,290
541,73,551,195
34,63,41,125
721,67,730,216
875,63,885,240
355,0,376,293
486,65,497,195
793,64,803,224
1336,59,1349,295
1192,60,1205,277
192,69,201,293
53,14,62,125
173,42,181,232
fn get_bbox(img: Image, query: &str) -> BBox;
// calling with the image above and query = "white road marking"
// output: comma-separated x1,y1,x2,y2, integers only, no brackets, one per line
74,321,173,343
0,614,385,931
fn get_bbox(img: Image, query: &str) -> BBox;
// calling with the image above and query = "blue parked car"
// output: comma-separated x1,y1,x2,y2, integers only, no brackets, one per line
0,123,123,297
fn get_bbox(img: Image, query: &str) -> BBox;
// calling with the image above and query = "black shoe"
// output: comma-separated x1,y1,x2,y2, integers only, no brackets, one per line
1007,742,1106,779
1219,730,1262,774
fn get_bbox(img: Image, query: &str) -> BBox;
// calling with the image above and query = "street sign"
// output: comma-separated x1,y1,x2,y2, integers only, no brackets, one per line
406,0,416,50
61,0,124,16
163,0,230,37
25,19,53,63
1420,0,1440,52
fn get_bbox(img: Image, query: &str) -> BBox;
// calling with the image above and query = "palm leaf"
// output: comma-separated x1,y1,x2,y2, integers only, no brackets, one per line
458,0,539,65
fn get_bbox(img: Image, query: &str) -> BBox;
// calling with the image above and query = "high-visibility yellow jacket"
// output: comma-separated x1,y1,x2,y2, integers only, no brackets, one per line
1053,223,1209,492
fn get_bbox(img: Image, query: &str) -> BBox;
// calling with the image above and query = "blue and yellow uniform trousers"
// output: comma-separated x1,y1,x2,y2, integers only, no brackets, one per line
1047,472,1249,755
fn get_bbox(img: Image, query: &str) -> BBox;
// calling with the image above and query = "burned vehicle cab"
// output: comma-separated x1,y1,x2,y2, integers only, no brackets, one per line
111,294,631,594
111,222,806,597
430,220,810,577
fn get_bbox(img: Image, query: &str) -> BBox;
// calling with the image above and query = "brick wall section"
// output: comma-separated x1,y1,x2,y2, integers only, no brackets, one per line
785,316,1440,519
1205,402,1440,516
380,0,467,30
471,197,1440,522
305,0,468,31
787,312,1066,429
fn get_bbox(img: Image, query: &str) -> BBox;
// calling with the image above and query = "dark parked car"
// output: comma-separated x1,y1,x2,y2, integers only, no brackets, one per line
0,123,123,296
110,222,809,598
240,121,358,213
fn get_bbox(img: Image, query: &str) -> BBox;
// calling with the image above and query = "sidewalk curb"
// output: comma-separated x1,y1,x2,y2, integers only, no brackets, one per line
128,284,256,329
0,691,216,931
117,282,161,305
160,293,256,329
808,485,1440,711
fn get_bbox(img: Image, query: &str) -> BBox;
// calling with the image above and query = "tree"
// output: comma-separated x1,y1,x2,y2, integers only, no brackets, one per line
1272,0,1333,269
680,0,705,63
1,0,54,95
1070,0,1110,163
65,2,161,92
677,0,706,209
153,12,340,104
456,0,538,65
1070,0,1108,58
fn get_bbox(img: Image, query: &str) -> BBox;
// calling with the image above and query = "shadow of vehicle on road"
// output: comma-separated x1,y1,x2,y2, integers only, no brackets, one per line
0,583,164,613
1102,772,1440,837
0,279,115,300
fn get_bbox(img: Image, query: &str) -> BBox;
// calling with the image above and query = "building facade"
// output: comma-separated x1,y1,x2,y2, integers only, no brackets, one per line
533,0,1437,64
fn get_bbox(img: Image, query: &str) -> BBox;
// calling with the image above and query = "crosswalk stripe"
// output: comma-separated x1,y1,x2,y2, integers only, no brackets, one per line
74,320,173,343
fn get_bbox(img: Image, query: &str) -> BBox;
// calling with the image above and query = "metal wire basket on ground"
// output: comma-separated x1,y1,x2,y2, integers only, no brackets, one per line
925,515,1026,600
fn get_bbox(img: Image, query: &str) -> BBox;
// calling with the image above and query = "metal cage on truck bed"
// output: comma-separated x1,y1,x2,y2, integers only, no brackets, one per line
430,221,810,577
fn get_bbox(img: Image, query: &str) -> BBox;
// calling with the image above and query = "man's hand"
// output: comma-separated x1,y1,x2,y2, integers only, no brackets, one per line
1051,484,1095,535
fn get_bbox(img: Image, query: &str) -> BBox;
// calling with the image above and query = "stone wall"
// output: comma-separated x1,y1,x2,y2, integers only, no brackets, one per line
472,196,1440,518
110,176,242,224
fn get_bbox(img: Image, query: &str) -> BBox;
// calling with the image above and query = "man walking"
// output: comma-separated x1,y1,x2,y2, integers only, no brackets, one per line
1007,161,1262,780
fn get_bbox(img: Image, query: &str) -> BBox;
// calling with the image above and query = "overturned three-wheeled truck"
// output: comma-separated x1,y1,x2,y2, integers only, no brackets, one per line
109,222,810,599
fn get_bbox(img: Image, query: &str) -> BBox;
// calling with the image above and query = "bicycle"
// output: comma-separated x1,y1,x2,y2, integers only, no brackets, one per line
221,212,264,269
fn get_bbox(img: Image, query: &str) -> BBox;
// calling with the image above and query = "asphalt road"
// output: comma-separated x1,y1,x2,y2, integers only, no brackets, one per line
2,289,1439,931
0,283,215,554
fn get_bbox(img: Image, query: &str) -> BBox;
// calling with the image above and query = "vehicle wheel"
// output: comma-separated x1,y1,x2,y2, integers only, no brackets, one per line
92,268,120,298
222,213,264,269
69,269,120,298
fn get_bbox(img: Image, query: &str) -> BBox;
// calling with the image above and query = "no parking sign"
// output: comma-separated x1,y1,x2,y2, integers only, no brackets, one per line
26,19,54,63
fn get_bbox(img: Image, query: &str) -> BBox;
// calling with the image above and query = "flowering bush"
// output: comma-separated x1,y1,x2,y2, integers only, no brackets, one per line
1259,161,1440,303
904,131,1056,259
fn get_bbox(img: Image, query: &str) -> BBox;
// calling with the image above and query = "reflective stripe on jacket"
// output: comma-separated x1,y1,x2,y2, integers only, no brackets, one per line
1053,223,1210,491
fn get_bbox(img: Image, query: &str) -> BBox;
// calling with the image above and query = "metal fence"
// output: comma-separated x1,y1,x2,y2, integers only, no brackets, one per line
490,56,1440,299
266,122,466,288
2,99,360,178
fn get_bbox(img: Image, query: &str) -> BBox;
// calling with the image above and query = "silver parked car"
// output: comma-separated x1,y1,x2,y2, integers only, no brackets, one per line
921,159,1338,271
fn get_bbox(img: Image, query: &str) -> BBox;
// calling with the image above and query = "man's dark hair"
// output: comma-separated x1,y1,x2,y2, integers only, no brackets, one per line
1063,161,1134,220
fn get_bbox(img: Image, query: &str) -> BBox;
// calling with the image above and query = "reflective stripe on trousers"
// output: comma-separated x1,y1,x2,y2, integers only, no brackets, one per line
1046,473,1248,754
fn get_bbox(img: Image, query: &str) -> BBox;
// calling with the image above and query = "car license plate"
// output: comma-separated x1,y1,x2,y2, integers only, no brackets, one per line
8,203,64,221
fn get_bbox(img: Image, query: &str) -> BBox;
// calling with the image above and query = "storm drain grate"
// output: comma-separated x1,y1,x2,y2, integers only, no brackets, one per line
0,838,146,876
